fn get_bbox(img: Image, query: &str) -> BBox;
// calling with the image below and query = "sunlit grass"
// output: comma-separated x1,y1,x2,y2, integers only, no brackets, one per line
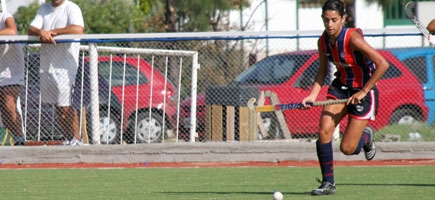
0,166,433,200
375,123,435,142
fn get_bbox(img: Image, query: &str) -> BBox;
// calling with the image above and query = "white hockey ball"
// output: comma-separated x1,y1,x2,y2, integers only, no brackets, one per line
273,191,283,200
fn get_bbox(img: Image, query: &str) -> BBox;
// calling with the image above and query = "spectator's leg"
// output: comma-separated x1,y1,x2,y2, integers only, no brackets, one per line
56,106,80,140
0,85,23,140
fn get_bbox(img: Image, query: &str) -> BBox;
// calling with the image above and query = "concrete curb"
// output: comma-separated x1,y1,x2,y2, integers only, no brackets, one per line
0,141,434,164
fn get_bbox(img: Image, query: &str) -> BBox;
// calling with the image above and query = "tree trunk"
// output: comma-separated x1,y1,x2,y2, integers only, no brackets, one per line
165,0,179,90
165,0,176,32
345,1,356,28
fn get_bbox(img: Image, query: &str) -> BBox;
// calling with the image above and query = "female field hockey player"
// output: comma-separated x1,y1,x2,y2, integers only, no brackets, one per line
301,0,389,196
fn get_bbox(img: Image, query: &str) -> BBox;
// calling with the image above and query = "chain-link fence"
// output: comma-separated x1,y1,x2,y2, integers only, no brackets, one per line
1,28,434,146
19,41,199,145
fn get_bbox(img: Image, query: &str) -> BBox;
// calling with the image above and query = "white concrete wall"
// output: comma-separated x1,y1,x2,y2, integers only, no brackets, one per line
418,1,435,29
6,0,45,14
355,0,383,29
233,0,387,32
230,0,431,55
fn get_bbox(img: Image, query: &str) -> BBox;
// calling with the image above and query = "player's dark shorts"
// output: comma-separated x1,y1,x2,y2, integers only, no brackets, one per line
327,79,379,120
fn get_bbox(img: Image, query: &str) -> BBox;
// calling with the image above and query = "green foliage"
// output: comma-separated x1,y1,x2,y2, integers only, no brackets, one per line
14,0,147,34
13,0,250,33
174,0,250,32
73,0,141,33
138,0,153,14
138,0,166,33
13,2,39,35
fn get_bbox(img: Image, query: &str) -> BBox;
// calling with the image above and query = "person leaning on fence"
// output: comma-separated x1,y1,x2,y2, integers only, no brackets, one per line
27,0,84,146
0,11,25,146
427,19,435,34
300,0,389,196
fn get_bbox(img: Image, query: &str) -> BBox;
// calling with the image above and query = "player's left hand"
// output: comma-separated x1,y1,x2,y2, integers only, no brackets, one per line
347,91,366,105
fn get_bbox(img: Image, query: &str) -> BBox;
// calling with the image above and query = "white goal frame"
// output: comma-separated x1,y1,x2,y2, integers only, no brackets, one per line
81,45,200,143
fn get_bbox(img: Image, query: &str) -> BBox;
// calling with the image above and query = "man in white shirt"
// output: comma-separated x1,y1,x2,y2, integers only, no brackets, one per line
28,0,84,146
0,11,25,145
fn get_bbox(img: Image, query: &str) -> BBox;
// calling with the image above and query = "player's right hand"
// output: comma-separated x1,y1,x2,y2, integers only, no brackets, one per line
301,96,316,110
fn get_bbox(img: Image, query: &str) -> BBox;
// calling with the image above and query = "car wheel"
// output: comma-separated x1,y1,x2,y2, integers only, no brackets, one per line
130,111,166,143
87,109,120,144
389,108,422,125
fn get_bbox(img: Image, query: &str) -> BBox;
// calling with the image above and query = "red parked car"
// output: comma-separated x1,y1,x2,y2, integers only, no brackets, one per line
178,50,428,141
86,56,178,144
23,55,178,144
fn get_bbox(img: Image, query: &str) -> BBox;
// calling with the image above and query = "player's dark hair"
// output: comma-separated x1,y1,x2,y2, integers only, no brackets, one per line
322,0,346,17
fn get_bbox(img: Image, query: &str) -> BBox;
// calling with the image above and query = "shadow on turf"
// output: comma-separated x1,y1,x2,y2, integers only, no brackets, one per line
162,183,435,196
339,183,435,187
161,191,311,195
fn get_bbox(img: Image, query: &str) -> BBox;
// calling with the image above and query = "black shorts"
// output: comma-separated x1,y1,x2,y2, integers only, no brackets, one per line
327,79,379,120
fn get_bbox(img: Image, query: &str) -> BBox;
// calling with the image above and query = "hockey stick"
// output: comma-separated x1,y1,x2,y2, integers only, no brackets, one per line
405,1,435,44
248,98,348,113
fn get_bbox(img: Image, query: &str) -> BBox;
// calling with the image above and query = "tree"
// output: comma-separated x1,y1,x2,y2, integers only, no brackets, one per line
170,0,250,32
14,0,148,34
14,0,250,34
299,0,356,28
14,2,39,35
13,0,253,91
165,0,251,85
75,0,141,33
135,0,166,32
165,0,176,32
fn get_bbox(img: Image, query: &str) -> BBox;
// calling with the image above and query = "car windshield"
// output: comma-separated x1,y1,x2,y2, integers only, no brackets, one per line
98,61,148,86
233,54,311,84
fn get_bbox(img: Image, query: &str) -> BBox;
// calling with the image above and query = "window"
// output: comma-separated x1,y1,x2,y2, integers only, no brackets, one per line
234,54,311,85
385,0,435,26
99,61,148,87
381,63,402,79
402,56,427,84
294,60,334,89
384,0,412,26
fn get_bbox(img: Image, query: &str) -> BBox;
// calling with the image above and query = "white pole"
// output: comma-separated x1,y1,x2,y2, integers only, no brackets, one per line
189,53,200,143
89,43,100,144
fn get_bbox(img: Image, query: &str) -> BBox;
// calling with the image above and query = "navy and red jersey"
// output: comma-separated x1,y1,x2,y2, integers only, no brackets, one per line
319,26,376,89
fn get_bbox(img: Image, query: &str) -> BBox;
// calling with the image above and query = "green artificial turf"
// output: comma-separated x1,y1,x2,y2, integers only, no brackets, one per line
0,166,433,200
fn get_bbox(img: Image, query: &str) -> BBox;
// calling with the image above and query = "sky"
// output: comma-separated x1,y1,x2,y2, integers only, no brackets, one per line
4,0,45,14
